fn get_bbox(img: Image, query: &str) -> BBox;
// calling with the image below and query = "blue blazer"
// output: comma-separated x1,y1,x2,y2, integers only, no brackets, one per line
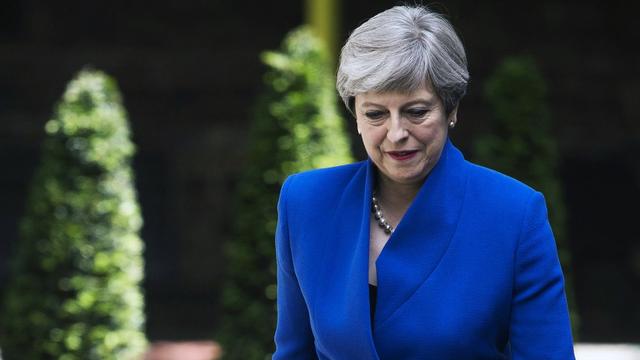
273,140,575,359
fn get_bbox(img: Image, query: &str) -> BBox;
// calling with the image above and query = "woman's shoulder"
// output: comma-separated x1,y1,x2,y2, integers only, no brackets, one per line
285,161,366,192
464,161,540,203
279,161,367,214
463,161,550,232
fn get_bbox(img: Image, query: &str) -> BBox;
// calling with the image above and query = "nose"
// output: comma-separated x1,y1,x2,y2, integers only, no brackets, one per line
386,113,409,143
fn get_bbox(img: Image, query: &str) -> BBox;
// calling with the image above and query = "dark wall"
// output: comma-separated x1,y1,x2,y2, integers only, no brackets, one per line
0,0,304,340
1,0,638,341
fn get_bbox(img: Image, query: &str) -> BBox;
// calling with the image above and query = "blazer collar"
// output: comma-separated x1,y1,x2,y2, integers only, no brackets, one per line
366,139,468,328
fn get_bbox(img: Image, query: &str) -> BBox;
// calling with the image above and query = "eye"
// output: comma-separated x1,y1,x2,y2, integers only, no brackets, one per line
364,110,386,122
405,108,429,118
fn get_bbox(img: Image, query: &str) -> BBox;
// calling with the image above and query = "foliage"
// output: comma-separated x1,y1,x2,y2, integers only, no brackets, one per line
0,69,147,359
473,55,579,335
217,27,353,359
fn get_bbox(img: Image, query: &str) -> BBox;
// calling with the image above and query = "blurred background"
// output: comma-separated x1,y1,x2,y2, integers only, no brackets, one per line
0,0,638,358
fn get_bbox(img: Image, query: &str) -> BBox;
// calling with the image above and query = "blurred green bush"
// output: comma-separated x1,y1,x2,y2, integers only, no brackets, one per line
0,69,147,359
216,26,353,359
473,55,579,336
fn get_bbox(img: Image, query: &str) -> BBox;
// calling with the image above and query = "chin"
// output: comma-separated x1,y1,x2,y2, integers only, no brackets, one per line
387,171,428,186
385,163,429,182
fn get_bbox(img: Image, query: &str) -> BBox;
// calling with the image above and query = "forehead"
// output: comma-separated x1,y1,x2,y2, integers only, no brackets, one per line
355,83,438,107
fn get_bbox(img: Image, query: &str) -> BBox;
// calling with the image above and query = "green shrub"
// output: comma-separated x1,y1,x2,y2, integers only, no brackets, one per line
0,69,147,359
473,55,579,335
217,27,353,359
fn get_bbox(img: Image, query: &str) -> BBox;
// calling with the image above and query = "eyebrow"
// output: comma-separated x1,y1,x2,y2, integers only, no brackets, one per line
360,99,435,108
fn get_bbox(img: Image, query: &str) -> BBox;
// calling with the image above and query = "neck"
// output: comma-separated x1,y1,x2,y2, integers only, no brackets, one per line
376,175,423,224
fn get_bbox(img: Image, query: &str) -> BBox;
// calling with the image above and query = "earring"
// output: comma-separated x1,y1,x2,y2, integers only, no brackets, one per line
449,121,455,128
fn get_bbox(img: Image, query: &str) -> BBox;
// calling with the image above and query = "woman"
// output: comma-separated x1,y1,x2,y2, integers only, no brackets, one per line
273,5,575,359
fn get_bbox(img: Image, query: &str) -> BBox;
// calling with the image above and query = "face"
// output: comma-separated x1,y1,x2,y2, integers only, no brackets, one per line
355,84,456,188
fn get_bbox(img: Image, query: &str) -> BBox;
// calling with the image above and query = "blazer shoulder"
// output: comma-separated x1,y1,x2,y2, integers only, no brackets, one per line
462,162,552,248
285,161,365,196
464,161,543,217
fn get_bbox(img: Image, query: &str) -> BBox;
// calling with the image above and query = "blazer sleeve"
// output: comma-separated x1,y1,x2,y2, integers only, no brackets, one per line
273,176,318,359
508,191,575,359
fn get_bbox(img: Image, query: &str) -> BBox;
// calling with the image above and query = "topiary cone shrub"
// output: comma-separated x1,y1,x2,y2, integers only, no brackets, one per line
0,69,147,360
216,26,353,359
473,55,579,336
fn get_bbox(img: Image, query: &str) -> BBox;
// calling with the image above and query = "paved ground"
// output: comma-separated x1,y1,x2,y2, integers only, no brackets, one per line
574,344,640,360
2,342,639,359
140,342,640,360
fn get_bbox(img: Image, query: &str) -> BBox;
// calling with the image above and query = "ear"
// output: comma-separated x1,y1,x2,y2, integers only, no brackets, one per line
447,106,459,128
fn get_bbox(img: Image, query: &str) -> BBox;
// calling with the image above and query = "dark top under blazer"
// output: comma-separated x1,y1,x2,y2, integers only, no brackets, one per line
273,140,575,359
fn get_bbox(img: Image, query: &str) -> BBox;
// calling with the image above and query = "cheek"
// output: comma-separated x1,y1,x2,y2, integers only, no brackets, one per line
361,128,385,149
416,123,448,144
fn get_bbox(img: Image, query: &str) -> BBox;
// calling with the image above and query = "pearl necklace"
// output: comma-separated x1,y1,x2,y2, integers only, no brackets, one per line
371,191,394,234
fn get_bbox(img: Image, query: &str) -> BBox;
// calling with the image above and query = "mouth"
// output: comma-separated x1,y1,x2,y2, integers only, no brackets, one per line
386,150,418,161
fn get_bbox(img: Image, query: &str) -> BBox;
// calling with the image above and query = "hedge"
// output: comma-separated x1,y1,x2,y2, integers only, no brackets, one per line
0,69,147,360
216,27,353,359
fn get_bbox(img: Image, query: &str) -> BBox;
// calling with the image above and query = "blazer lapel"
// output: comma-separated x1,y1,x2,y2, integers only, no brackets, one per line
374,139,468,328
312,160,380,359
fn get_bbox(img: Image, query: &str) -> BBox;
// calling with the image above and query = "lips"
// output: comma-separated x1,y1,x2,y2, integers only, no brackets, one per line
387,150,418,161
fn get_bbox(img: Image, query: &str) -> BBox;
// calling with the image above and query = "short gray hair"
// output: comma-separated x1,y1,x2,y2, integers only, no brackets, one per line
337,5,469,115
